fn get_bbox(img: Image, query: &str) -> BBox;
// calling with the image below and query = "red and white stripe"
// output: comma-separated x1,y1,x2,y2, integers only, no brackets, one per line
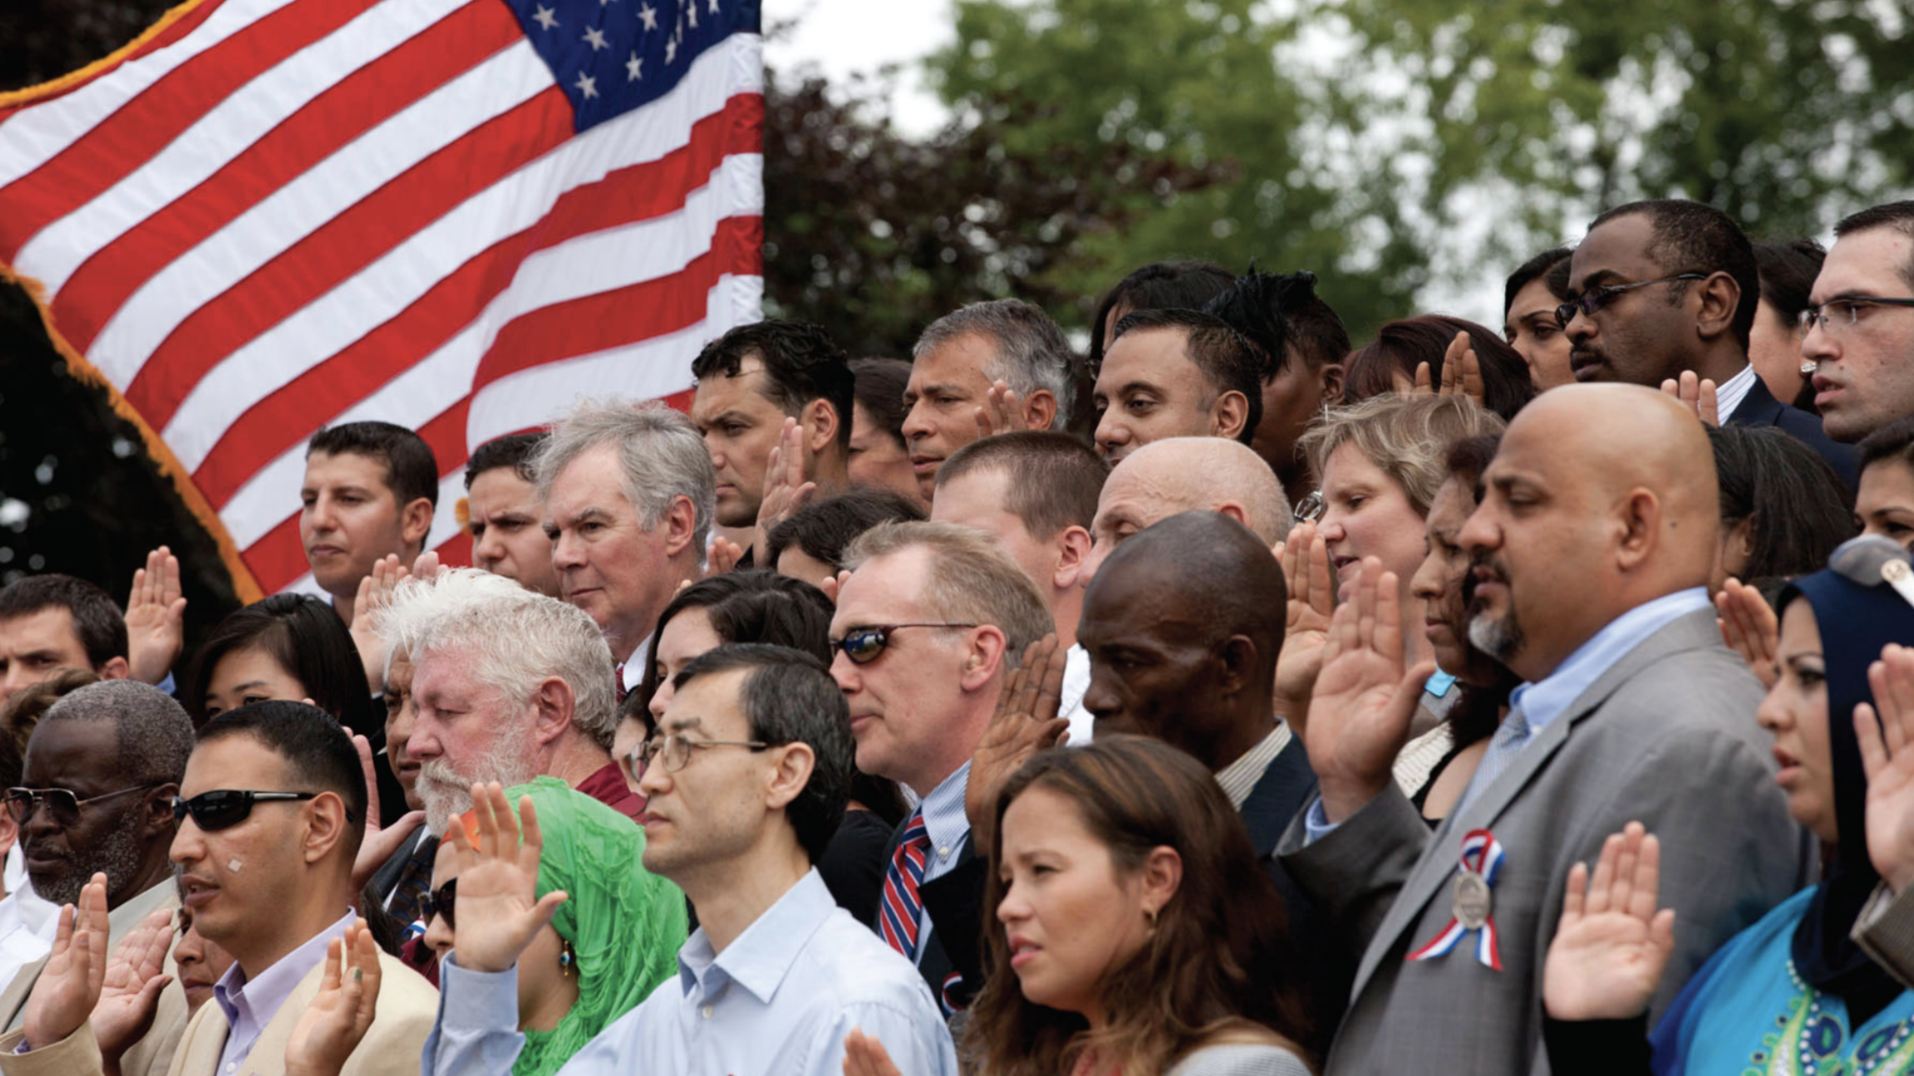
0,0,763,596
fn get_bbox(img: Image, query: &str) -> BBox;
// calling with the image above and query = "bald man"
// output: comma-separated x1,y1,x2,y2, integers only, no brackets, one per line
1077,511,1338,1043
1281,385,1801,1075
1083,436,1292,580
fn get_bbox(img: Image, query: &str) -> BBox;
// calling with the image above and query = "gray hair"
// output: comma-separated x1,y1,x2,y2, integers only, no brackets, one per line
41,680,194,788
374,569,619,749
532,399,716,557
842,521,1055,663
1298,395,1507,517
913,299,1076,428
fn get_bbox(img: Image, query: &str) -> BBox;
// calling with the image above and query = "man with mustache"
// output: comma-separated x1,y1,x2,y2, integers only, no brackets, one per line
374,569,640,832
0,681,194,1076
1283,384,1803,1075
1559,199,1855,488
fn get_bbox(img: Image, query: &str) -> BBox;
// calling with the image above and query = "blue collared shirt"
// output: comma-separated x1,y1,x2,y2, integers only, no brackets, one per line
422,869,959,1076
908,761,972,962
1304,587,1714,841
214,909,357,1073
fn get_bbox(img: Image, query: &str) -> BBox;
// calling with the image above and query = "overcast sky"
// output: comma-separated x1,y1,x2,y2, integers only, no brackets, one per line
764,0,954,136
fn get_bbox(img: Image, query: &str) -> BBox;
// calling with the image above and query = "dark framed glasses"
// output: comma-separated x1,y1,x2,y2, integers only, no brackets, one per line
1554,273,1708,328
421,878,457,930
5,783,160,828
169,790,326,832
829,623,980,666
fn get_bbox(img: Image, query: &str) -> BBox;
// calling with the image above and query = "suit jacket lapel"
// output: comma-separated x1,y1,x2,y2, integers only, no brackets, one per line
1725,370,1781,428
240,960,326,1076
1350,607,1724,996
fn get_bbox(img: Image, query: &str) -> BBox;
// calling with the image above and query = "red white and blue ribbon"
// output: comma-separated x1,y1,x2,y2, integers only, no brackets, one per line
1407,828,1506,971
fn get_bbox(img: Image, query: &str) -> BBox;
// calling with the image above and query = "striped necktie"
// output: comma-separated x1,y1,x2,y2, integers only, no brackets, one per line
615,662,628,705
879,809,932,963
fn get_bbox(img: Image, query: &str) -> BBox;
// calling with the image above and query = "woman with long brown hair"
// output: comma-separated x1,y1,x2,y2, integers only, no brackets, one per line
845,735,1313,1076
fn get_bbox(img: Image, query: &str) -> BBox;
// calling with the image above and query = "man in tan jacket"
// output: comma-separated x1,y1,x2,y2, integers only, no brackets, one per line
0,700,437,1076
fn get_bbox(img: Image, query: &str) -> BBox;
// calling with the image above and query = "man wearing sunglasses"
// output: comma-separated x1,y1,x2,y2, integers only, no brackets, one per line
829,522,1053,1015
1561,199,1857,489
0,680,194,1076
1805,201,1914,444
2,701,441,1076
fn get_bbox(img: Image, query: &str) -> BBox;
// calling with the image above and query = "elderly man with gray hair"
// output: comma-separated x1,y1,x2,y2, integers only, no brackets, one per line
375,568,639,829
0,680,194,1076
901,299,1077,502
534,399,716,701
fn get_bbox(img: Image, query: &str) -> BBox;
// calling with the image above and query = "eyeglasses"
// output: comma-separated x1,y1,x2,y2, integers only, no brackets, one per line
1799,296,1914,334
421,878,457,930
635,731,769,775
169,790,327,832
5,784,160,828
829,623,980,665
1294,490,1326,524
1554,273,1709,329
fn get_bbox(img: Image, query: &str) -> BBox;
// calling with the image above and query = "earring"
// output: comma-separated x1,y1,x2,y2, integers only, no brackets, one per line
559,939,576,977
1145,908,1158,931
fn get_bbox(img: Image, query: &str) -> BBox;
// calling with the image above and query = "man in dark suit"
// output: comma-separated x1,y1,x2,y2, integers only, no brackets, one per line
1074,510,1330,1040
829,521,1055,1015
1559,198,1858,489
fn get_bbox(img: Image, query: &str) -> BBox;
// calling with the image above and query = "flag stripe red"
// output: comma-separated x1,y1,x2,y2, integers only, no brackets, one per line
0,0,384,264
49,1,523,355
473,214,762,394
122,86,575,429
0,0,233,121
190,93,763,508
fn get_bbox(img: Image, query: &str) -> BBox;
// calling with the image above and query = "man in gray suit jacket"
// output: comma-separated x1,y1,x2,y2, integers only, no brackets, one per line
1282,384,1804,1074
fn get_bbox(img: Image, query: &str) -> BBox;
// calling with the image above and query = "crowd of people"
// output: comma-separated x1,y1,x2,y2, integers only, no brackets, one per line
0,195,1911,1074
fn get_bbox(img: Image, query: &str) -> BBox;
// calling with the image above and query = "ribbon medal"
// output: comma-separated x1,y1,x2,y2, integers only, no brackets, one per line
1407,828,1505,971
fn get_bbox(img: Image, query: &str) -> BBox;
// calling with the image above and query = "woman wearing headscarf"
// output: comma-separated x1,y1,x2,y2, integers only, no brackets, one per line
417,777,686,1076
1539,539,1914,1073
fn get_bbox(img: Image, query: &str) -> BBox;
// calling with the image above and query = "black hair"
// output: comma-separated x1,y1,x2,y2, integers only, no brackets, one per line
633,569,834,726
1089,261,1235,369
463,432,549,490
1205,267,1351,384
0,574,127,669
196,700,368,853
1503,247,1574,317
307,421,440,508
1107,308,1265,446
849,358,914,452
1834,202,1914,289
1707,424,1855,587
691,320,856,451
1342,315,1537,422
761,487,926,575
671,645,852,864
937,431,1109,537
1588,199,1761,353
184,594,377,737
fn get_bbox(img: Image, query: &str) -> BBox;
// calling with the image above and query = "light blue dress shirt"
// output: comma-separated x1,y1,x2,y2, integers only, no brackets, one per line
421,869,959,1076
907,760,972,962
214,909,356,1074
1304,586,1714,841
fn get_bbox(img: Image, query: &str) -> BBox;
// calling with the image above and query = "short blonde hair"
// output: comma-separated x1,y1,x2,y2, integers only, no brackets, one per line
1298,395,1506,516
842,521,1055,663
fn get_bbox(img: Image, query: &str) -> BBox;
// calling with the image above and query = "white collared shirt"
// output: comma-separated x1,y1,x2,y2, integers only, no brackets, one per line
1060,644,1094,747
1714,362,1758,423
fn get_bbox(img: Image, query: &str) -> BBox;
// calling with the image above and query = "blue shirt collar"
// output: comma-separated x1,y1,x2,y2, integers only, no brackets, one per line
676,869,836,1005
1508,587,1713,734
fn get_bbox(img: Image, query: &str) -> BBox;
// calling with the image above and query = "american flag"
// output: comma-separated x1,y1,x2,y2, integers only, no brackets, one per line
0,0,764,600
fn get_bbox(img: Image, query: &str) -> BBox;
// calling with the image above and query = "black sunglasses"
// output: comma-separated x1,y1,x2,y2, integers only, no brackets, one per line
829,623,979,666
169,790,332,832
421,878,457,930
5,784,160,828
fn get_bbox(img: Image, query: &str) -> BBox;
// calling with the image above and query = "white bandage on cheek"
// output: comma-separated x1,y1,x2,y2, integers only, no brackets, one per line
226,858,243,874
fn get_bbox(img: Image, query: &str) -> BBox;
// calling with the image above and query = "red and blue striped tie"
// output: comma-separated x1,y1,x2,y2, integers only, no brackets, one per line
880,809,931,963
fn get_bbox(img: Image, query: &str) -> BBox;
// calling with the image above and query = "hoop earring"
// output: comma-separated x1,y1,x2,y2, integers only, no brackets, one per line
559,939,576,977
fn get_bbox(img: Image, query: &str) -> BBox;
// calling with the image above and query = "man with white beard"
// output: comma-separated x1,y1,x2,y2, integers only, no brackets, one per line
373,569,640,833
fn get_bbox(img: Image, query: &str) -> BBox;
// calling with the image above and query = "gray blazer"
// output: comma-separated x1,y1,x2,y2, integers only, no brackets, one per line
1280,607,1806,1075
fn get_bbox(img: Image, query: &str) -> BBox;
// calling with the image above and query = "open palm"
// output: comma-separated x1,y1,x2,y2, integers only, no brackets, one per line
1304,557,1432,821
1273,521,1336,723
966,634,1068,856
445,783,568,974
91,907,174,1065
24,874,110,1050
1543,823,1675,1021
286,923,382,1076
1857,644,1914,895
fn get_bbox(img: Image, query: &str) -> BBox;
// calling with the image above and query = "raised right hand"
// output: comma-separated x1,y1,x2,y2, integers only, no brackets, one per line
1303,556,1433,822
965,634,1069,857
842,1029,906,1076
91,906,174,1065
348,554,409,689
1543,823,1675,1021
443,783,568,973
1715,578,1778,690
24,873,111,1049
285,922,383,1076
1272,521,1335,729
1856,644,1914,895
